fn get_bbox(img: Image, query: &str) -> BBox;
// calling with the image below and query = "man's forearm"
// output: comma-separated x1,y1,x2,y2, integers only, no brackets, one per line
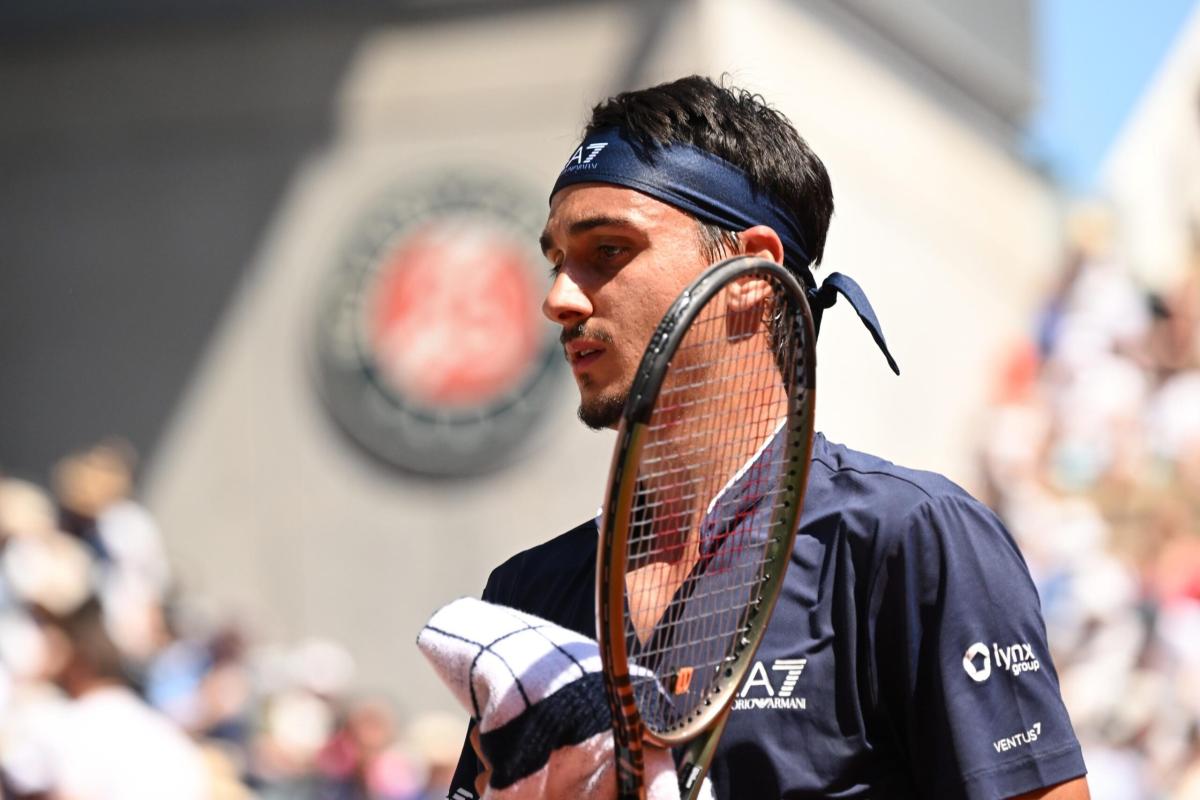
1010,776,1090,800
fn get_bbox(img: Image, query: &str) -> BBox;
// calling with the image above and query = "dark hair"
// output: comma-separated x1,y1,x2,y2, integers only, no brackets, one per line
585,75,834,269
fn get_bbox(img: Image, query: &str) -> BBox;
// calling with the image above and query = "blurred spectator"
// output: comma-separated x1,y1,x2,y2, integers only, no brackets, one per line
0,480,57,542
8,597,210,799
0,444,447,800
980,201,1200,799
314,698,426,800
406,711,465,800
52,441,172,665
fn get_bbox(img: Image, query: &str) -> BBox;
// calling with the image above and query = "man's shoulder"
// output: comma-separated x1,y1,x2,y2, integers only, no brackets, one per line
483,518,598,610
810,433,971,511
491,517,597,579
807,433,1007,554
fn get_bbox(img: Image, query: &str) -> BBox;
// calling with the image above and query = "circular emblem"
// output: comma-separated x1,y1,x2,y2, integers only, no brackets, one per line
962,642,992,683
313,173,562,476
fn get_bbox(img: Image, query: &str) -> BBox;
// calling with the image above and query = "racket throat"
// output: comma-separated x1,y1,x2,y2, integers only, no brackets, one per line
674,705,732,800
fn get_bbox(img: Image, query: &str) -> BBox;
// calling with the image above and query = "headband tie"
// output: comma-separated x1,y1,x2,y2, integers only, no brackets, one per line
550,127,899,375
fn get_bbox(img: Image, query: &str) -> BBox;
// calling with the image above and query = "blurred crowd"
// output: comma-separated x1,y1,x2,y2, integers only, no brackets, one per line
0,442,461,800
980,206,1200,799
5,171,1200,800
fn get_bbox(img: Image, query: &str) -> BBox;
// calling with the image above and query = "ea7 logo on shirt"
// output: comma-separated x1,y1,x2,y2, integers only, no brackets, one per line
994,721,1041,753
963,640,1042,683
563,142,608,171
733,658,807,711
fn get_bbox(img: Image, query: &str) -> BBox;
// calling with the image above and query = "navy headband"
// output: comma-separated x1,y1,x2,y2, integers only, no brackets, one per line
550,127,899,375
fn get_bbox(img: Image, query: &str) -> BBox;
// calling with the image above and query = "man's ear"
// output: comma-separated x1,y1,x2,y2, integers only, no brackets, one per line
727,277,773,313
738,225,784,264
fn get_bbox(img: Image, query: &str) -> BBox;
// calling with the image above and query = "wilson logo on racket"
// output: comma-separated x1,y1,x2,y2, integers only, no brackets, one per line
671,666,695,695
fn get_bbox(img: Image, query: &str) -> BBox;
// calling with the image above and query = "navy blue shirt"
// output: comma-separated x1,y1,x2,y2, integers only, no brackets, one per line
447,434,1086,799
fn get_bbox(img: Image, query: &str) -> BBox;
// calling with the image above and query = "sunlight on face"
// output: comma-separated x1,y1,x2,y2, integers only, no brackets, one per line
540,185,715,429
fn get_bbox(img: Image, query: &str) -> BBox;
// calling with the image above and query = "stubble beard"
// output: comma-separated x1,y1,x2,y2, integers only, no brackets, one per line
577,379,627,430
562,323,626,429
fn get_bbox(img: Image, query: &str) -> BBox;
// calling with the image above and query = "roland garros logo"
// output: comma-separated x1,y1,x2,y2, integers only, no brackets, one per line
313,174,563,475
368,225,539,407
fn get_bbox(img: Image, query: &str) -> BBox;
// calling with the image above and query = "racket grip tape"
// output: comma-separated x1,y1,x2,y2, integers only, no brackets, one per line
610,671,647,800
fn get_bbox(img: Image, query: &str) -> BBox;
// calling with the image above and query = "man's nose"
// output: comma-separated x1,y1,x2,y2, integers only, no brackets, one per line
542,270,592,326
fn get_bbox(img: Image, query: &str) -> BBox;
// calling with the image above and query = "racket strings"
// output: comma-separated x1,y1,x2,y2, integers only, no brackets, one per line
627,485,792,518
637,392,796,455
646,362,791,421
623,277,807,735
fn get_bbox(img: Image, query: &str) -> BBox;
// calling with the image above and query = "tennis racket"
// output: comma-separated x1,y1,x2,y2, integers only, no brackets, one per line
596,255,817,800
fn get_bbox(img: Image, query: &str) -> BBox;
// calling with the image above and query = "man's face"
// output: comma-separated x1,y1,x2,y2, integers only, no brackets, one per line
540,184,714,429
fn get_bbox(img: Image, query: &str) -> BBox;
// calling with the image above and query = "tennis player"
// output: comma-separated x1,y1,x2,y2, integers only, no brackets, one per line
448,76,1090,799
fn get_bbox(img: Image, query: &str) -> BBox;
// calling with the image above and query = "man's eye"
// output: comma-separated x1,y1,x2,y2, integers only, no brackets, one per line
597,245,625,258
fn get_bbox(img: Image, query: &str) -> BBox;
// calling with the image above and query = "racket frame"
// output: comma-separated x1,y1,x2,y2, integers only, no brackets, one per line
596,256,817,798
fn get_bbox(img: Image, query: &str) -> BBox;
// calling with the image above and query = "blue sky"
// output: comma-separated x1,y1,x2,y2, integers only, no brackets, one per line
1026,0,1197,190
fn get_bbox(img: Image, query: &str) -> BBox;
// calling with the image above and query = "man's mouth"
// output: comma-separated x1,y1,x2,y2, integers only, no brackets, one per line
565,341,606,372
561,324,614,375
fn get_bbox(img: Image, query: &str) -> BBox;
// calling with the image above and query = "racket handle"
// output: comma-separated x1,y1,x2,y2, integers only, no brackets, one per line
614,720,648,800
676,705,732,800
615,749,647,799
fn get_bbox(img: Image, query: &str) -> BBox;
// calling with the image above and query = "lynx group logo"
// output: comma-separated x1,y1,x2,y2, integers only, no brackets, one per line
313,174,562,476
963,640,1042,683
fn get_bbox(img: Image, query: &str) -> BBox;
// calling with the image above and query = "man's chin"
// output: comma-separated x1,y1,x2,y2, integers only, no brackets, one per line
577,392,627,431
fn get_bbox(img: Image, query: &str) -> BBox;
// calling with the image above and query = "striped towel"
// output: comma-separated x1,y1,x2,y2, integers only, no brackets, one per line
417,597,695,799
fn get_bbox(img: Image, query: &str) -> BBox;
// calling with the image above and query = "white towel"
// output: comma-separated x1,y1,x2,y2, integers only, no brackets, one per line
417,598,698,800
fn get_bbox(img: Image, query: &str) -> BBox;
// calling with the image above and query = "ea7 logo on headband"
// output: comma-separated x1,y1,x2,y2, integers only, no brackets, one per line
565,142,608,169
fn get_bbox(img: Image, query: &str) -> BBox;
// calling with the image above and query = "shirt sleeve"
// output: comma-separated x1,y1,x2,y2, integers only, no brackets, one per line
446,719,482,800
445,564,510,800
870,492,1086,800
